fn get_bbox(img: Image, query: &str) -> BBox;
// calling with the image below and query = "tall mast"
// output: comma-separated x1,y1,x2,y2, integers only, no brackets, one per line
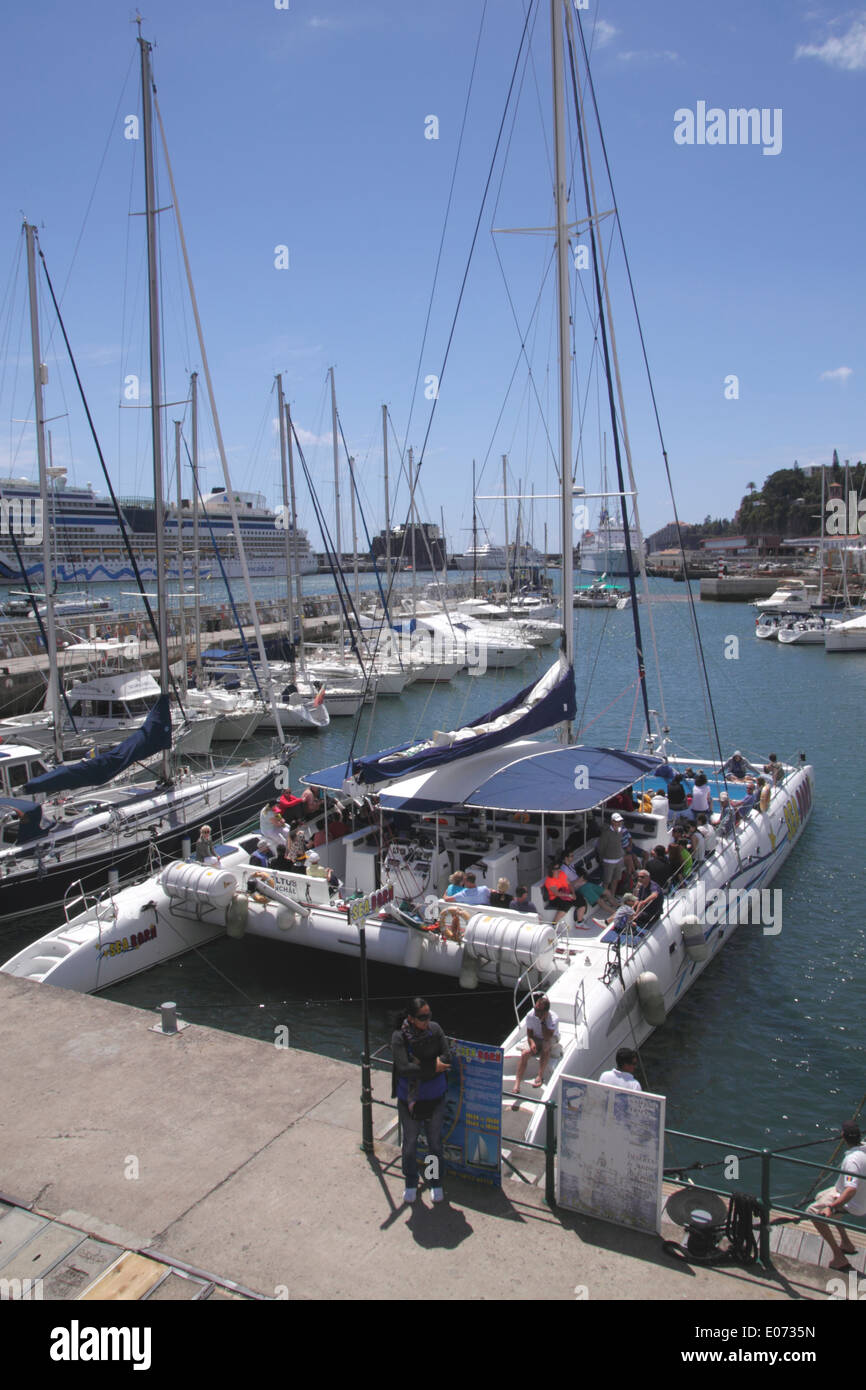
138,30,171,780
286,403,305,669
191,371,202,687
276,373,296,674
409,446,417,614
472,458,478,597
330,366,344,650
174,419,187,696
502,454,510,597
349,454,361,616
382,404,391,582
24,222,62,765
551,0,575,735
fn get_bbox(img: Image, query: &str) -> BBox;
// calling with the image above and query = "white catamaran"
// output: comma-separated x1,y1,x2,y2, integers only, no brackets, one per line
3,6,813,1142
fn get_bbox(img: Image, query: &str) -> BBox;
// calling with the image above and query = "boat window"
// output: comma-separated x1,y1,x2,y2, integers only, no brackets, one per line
8,764,28,789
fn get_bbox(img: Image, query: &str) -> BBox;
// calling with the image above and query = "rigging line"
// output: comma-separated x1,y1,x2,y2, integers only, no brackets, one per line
566,10,651,747
55,48,139,310
401,0,489,458
571,14,731,771
35,240,179,701
575,677,640,739
409,2,536,480
489,234,560,480
335,414,393,647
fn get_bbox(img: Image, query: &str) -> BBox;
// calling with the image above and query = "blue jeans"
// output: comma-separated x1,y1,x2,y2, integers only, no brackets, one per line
398,1095,446,1188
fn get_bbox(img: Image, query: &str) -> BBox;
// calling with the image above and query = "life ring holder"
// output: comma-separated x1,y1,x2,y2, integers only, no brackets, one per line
438,904,471,940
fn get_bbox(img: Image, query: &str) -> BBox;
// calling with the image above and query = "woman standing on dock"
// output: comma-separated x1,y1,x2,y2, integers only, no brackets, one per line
391,999,451,1206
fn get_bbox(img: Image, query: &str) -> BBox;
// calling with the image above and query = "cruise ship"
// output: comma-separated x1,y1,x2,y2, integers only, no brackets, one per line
455,541,545,572
0,476,316,584
578,522,645,576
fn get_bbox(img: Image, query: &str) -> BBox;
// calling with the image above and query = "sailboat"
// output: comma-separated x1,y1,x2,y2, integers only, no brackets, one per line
0,42,294,921
3,0,813,1131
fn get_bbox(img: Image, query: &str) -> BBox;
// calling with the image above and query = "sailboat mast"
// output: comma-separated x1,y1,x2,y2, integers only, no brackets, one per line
276,373,296,672
330,367,345,651
502,454,510,598
138,32,171,780
191,371,202,687
174,419,187,696
382,405,391,582
285,403,305,668
24,222,62,765
551,0,575,722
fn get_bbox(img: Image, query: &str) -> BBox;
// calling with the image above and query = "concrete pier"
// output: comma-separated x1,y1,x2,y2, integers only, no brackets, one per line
0,975,855,1303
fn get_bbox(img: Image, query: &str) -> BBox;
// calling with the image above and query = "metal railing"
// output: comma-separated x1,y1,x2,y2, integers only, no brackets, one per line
665,1127,864,1268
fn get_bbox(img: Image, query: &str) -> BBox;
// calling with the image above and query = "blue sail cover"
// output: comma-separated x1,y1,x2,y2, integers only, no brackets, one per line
0,796,45,843
23,695,172,794
350,661,577,786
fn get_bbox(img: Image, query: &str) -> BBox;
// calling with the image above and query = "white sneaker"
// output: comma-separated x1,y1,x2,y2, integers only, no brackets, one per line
403,1187,417,1204
431,1187,444,1203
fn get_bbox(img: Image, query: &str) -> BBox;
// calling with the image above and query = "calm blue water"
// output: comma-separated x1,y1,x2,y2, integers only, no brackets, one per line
3,578,863,1163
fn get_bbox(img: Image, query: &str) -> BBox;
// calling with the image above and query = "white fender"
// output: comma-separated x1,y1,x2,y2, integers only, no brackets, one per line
637,970,666,1025
225,893,249,939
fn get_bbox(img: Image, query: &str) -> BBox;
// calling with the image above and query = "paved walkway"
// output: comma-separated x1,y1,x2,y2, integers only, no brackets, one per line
0,975,849,1302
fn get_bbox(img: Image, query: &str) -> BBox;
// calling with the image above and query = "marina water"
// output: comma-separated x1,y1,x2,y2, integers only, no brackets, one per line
2,577,861,1159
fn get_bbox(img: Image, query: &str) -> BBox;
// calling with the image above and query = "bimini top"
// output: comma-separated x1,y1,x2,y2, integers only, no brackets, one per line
305,740,663,815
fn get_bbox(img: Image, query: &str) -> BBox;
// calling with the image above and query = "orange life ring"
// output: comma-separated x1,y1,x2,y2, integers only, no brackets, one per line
438,905,470,940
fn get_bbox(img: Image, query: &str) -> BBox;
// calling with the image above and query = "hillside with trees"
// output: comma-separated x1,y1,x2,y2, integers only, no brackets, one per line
735,453,864,535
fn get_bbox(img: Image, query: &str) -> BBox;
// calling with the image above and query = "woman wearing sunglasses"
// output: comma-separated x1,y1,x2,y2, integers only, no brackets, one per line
391,998,452,1206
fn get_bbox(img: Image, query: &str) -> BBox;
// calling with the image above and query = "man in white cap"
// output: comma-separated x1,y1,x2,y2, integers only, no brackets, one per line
596,813,625,901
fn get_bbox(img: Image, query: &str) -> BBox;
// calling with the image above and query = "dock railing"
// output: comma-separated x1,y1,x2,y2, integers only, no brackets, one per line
665,1127,864,1268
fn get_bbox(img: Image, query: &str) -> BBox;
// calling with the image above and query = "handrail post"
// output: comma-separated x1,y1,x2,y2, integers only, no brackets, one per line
759,1148,772,1268
545,1099,557,1208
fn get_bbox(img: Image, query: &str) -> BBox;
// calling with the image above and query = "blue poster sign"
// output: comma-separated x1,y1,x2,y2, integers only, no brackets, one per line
441,1039,503,1186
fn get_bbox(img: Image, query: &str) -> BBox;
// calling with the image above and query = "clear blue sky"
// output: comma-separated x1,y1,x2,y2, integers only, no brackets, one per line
1,1,863,554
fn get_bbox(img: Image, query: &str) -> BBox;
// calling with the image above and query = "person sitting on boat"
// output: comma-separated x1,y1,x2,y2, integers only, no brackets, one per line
560,852,604,909
249,840,272,868
599,1047,642,1092
806,1121,866,1271
270,843,293,873
734,780,759,822
666,842,690,884
274,790,305,824
597,815,626,897
765,753,784,786
444,870,466,899
593,893,639,934
488,877,513,909
391,998,451,1205
453,871,490,907
543,862,583,925
689,771,713,817
694,812,717,854
512,883,534,913
194,825,220,864
286,825,308,872
511,995,560,1095
648,844,675,886
260,803,290,849
723,750,750,781
633,869,663,925
756,776,772,812
715,792,735,836
305,849,328,880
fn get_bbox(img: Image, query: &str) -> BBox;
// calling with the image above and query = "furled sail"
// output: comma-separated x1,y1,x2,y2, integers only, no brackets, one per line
23,695,172,794
350,658,576,786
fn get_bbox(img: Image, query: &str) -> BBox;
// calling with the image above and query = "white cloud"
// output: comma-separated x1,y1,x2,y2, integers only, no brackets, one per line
593,19,618,49
796,15,866,70
294,425,333,448
820,366,853,382
618,49,679,64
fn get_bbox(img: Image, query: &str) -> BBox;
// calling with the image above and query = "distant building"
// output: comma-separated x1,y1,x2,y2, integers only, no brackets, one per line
371,522,447,571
